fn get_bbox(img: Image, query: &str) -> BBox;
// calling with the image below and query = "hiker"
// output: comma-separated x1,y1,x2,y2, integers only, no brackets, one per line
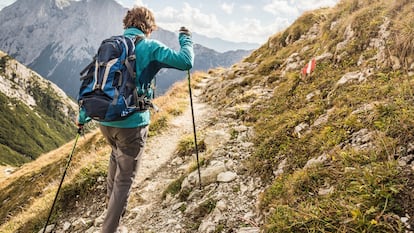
77,6,194,233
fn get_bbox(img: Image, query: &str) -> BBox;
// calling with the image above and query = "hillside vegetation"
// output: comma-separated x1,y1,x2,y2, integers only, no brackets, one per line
0,51,77,166
202,0,414,232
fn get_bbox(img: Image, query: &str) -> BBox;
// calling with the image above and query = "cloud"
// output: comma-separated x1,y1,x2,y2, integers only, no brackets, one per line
263,0,337,17
153,3,277,43
181,3,220,28
221,2,234,14
156,6,178,20
240,4,254,12
263,0,299,17
232,17,290,43
295,0,337,11
155,3,220,33
151,0,334,44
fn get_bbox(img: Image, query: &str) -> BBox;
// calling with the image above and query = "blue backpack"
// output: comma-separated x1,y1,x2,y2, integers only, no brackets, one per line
78,35,150,122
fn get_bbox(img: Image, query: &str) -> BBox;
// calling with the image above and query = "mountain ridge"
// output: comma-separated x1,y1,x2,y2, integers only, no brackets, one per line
0,0,252,98
192,32,260,52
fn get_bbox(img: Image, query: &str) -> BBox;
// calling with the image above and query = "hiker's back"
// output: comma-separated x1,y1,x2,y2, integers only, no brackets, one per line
78,35,147,122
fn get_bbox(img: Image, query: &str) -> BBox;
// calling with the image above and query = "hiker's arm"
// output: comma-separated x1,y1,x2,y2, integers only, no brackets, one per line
151,32,194,70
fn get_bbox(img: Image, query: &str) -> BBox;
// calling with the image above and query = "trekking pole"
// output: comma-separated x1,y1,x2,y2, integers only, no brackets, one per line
187,70,202,189
153,76,157,98
42,128,82,233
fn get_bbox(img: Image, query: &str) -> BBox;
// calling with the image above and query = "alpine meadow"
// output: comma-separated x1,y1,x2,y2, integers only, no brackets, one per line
1,0,414,232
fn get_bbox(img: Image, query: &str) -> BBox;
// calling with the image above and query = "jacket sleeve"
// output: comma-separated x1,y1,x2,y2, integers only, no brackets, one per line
151,33,194,70
77,107,91,125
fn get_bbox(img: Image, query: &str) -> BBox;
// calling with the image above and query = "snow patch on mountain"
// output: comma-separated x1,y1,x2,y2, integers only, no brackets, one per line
55,0,71,9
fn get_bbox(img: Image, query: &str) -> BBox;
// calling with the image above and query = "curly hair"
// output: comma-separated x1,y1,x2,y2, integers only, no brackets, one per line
123,7,157,34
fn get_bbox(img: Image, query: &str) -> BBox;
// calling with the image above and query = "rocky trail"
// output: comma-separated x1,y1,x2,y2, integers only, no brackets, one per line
51,74,266,233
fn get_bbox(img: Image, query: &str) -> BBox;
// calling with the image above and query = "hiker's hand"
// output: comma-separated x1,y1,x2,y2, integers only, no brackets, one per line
75,118,84,128
76,121,84,134
179,26,191,36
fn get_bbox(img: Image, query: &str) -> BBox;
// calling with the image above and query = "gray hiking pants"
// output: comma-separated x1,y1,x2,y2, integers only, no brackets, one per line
99,125,148,233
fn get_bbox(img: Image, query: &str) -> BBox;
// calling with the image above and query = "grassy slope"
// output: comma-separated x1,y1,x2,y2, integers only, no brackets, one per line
253,1,414,232
205,0,414,232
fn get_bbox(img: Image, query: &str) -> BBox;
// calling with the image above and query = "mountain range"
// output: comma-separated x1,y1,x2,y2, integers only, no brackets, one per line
0,0,253,98
192,32,259,52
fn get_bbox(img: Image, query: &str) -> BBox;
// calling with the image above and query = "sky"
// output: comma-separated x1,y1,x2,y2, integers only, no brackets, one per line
116,0,339,44
0,0,340,44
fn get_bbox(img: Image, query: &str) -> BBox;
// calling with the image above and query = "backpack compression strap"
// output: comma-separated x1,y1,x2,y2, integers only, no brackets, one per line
125,35,144,110
123,36,143,78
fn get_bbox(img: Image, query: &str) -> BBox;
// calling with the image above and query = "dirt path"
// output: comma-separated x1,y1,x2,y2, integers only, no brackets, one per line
49,78,212,233
53,74,264,233
112,78,212,232
131,82,209,204
118,73,264,233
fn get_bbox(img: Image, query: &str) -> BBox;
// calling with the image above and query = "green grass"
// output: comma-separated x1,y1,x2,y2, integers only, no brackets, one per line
0,91,76,165
175,133,206,157
261,153,406,233
162,175,187,200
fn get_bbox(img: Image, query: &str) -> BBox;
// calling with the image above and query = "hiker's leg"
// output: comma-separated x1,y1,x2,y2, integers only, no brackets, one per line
101,126,148,233
106,151,117,201
99,126,118,201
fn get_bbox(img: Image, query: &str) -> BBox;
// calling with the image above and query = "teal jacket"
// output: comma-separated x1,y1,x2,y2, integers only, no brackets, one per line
78,27,194,128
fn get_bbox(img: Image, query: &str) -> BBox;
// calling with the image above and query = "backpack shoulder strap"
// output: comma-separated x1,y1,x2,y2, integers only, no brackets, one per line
133,35,144,45
124,35,144,78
